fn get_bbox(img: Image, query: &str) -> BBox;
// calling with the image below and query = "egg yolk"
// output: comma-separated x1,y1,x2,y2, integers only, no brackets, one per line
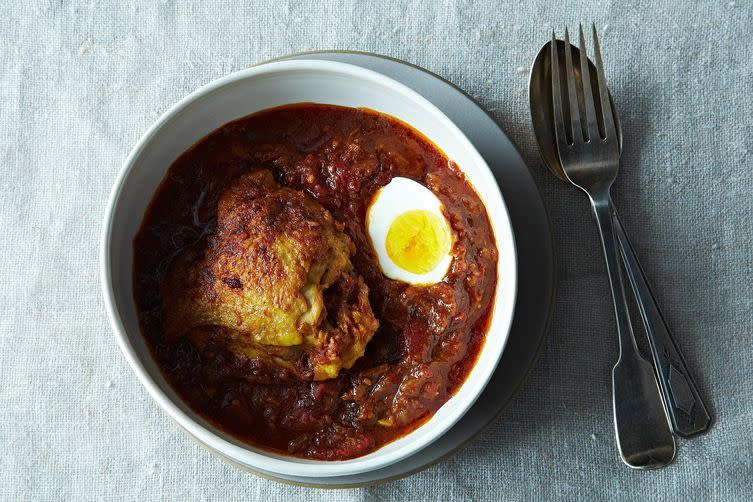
385,209,452,275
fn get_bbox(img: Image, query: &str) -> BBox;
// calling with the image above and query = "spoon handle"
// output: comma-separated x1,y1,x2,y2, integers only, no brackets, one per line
610,200,712,437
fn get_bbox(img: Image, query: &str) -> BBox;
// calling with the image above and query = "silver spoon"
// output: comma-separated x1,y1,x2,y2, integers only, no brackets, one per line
534,25,676,469
529,31,711,440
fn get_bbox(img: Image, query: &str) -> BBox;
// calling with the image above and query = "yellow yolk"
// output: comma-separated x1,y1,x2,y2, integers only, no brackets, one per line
385,209,452,275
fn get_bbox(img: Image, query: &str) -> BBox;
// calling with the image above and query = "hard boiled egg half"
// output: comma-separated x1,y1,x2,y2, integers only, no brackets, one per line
366,177,454,285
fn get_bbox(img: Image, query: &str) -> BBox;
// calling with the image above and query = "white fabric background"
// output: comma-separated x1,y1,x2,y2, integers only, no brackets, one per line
1,0,752,500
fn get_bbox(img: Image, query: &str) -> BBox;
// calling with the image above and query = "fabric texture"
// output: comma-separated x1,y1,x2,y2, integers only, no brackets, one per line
1,0,751,500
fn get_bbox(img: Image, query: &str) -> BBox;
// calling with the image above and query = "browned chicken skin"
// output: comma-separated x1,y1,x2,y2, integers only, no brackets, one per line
161,170,378,380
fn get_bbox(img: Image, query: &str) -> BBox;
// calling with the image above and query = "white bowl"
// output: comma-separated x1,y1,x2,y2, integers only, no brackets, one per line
100,60,517,478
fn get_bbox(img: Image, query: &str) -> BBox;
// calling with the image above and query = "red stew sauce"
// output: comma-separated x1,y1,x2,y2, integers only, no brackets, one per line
133,104,498,460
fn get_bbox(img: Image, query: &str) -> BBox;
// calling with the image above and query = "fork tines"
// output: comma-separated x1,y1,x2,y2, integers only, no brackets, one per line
551,24,617,147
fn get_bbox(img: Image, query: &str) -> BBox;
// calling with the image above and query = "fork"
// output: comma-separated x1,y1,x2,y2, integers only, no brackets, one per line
551,25,676,468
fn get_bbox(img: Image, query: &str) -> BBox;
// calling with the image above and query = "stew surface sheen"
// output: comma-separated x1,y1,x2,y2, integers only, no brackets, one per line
133,104,498,460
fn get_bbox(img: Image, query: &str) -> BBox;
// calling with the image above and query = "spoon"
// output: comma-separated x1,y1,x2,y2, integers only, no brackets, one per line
529,38,711,439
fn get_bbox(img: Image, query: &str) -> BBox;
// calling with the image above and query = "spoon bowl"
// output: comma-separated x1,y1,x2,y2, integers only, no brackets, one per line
529,40,623,180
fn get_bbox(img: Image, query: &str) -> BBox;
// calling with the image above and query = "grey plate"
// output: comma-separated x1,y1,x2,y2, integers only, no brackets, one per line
193,51,556,487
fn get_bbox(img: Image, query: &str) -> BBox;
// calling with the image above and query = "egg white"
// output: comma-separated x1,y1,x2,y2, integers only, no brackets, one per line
367,177,453,285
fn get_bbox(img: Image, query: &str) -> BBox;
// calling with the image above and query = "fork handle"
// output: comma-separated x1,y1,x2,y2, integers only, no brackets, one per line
590,197,638,354
589,194,675,468
610,200,712,437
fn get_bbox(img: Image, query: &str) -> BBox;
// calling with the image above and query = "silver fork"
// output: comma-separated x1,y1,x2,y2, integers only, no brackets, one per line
551,25,676,468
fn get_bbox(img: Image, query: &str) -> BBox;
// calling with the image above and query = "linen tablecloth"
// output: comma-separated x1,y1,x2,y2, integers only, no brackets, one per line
1,0,751,500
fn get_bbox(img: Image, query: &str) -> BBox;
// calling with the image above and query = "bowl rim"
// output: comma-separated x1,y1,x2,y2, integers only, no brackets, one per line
100,59,517,478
